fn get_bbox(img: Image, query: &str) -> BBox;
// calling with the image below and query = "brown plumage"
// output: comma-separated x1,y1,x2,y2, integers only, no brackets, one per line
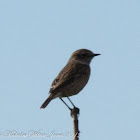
40,49,100,108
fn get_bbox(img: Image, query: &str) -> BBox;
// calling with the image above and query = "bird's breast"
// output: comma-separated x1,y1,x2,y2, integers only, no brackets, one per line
60,68,90,97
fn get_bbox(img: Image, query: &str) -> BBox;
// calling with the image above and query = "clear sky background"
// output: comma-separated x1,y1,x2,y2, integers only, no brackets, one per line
0,0,139,140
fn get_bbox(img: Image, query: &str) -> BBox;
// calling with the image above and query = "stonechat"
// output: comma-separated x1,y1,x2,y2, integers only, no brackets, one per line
40,49,100,109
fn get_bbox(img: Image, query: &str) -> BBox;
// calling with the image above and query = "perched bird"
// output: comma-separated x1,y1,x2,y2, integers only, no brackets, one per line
40,49,100,109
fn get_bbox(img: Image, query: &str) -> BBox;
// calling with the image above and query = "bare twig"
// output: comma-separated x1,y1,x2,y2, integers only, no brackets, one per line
71,107,80,140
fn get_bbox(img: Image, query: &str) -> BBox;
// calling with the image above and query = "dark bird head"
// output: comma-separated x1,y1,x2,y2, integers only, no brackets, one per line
68,49,100,64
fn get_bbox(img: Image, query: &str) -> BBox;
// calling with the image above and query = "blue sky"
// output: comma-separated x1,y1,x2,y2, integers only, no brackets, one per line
0,0,139,140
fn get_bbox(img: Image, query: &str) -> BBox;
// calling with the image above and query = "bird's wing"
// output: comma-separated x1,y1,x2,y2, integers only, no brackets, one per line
49,63,89,94
49,78,60,93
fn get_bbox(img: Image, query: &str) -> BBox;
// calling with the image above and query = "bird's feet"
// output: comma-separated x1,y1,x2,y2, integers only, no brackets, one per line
70,107,80,117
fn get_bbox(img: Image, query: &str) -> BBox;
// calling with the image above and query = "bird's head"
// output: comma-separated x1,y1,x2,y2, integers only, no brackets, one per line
68,49,100,64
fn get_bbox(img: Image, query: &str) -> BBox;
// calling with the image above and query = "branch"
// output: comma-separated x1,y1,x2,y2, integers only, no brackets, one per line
71,107,80,140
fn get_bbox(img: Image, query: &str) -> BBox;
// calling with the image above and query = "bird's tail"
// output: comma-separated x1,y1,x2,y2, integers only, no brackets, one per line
40,94,53,109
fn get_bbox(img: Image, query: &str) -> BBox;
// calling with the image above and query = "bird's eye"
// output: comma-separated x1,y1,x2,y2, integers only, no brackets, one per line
81,54,87,57
77,53,87,58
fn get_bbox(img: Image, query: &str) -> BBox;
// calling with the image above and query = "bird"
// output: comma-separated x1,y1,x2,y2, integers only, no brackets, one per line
40,49,100,109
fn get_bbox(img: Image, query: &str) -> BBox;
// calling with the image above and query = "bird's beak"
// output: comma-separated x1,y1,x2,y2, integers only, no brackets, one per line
94,53,101,56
